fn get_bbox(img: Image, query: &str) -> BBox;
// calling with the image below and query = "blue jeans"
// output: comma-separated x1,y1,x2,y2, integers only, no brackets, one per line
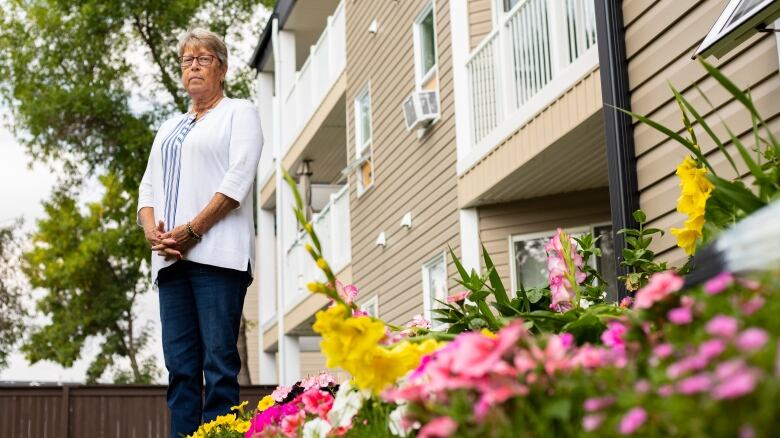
157,260,250,438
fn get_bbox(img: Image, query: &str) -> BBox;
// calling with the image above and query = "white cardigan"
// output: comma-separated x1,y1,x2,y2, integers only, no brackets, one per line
137,97,263,283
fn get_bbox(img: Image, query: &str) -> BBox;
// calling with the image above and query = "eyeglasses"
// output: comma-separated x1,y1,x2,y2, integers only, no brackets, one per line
179,55,218,69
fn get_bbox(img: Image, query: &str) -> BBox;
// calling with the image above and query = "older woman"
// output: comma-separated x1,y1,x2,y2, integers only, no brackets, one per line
137,28,263,437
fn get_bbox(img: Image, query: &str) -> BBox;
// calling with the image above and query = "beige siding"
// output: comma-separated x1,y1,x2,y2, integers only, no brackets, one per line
624,0,780,261
299,352,329,378
469,0,492,49
345,0,461,327
243,281,260,384
478,188,611,287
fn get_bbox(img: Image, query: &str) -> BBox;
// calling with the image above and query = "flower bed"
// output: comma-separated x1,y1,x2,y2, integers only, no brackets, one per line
187,62,780,438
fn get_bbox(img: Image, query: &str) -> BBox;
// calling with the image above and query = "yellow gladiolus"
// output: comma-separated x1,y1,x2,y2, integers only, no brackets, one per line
670,156,712,255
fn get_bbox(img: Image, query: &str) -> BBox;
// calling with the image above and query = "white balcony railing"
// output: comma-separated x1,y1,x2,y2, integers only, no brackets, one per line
281,0,346,155
284,185,351,310
464,0,598,170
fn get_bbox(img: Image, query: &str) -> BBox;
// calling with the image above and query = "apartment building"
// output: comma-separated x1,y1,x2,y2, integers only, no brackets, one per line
247,0,780,385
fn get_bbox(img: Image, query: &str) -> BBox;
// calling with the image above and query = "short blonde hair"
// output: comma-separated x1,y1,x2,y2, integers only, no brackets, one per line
177,28,228,66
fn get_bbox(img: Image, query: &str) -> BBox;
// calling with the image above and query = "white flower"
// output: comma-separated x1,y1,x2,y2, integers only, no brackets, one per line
302,418,332,438
328,380,367,428
388,404,410,437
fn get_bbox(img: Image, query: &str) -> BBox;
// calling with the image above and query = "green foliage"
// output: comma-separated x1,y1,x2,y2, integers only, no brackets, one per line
0,222,28,370
345,399,395,438
0,0,272,382
618,210,668,292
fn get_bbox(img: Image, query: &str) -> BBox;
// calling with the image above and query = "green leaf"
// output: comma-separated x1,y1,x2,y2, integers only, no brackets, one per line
468,290,490,302
541,398,571,421
449,246,470,283
707,174,765,214
482,245,510,305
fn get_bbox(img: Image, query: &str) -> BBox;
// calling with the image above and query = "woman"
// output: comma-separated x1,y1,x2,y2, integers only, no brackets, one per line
136,28,263,437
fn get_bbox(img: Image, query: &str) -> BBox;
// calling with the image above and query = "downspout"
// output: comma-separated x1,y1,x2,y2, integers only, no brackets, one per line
593,0,639,301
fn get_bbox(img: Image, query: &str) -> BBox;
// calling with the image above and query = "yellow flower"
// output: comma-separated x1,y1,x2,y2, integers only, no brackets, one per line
230,400,248,414
233,420,251,433
481,329,496,338
316,258,329,270
671,156,712,255
257,395,275,412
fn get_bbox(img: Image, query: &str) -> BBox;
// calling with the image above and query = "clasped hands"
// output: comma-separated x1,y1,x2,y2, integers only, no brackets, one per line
144,220,200,261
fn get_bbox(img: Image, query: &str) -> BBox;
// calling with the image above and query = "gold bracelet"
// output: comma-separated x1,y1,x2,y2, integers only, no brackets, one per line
186,222,202,241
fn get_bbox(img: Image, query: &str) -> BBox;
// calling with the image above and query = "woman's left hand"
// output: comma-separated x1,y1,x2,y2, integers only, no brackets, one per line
153,224,199,260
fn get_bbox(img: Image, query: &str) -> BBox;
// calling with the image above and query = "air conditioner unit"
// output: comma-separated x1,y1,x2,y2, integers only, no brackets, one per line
402,90,439,131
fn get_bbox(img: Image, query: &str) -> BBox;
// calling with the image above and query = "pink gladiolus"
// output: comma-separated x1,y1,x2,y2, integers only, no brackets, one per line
704,272,733,294
583,414,605,432
706,315,739,338
676,373,712,394
736,328,769,352
406,314,432,329
546,228,586,312
446,291,470,303
633,271,683,310
618,407,647,435
352,309,369,317
336,281,359,304
584,396,615,412
418,416,457,438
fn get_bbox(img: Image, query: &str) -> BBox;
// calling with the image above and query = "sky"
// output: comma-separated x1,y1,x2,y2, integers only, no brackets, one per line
0,5,269,384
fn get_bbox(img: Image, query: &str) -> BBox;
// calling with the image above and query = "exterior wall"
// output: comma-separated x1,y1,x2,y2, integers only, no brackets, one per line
299,352,329,378
624,0,780,266
345,0,460,326
468,0,492,49
477,188,612,287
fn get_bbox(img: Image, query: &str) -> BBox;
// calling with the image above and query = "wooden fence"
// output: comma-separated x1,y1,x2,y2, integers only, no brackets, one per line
0,384,274,438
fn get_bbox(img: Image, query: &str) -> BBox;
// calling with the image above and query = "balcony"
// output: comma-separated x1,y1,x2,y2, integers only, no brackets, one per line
281,0,346,156
284,185,351,312
461,0,600,174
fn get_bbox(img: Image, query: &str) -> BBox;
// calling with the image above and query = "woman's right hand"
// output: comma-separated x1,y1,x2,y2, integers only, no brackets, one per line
144,220,165,248
146,220,183,261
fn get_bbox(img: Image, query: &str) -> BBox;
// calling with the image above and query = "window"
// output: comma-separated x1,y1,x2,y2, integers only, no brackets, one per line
510,225,617,302
361,295,379,318
353,85,374,195
421,252,448,322
503,0,521,12
695,0,780,58
414,4,438,90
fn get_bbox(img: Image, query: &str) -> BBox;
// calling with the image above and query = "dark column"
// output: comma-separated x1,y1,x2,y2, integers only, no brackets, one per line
594,0,639,300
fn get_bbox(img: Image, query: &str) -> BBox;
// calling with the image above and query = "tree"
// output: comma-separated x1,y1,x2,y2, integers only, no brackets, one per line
0,0,272,382
0,222,27,371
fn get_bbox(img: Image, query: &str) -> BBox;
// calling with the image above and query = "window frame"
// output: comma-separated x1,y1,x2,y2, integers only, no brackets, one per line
421,251,448,324
352,83,374,196
508,223,616,301
413,2,439,90
695,0,780,58
360,295,379,318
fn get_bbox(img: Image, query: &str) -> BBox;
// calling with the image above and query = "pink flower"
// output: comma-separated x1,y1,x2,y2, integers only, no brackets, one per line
740,425,756,438
352,309,369,317
736,328,769,352
336,281,359,304
272,385,292,402
712,369,758,400
618,407,647,435
301,388,334,419
698,339,726,360
652,343,674,360
474,383,527,421
406,314,431,329
601,321,627,349
676,373,712,394
706,315,739,338
446,291,470,303
584,396,615,412
741,296,765,316
619,296,634,308
658,385,674,397
450,321,525,377
583,414,605,432
300,372,336,391
572,345,606,369
633,271,683,310
704,272,733,294
667,306,692,324
280,409,306,437
634,379,651,394
418,416,457,438
546,229,586,312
